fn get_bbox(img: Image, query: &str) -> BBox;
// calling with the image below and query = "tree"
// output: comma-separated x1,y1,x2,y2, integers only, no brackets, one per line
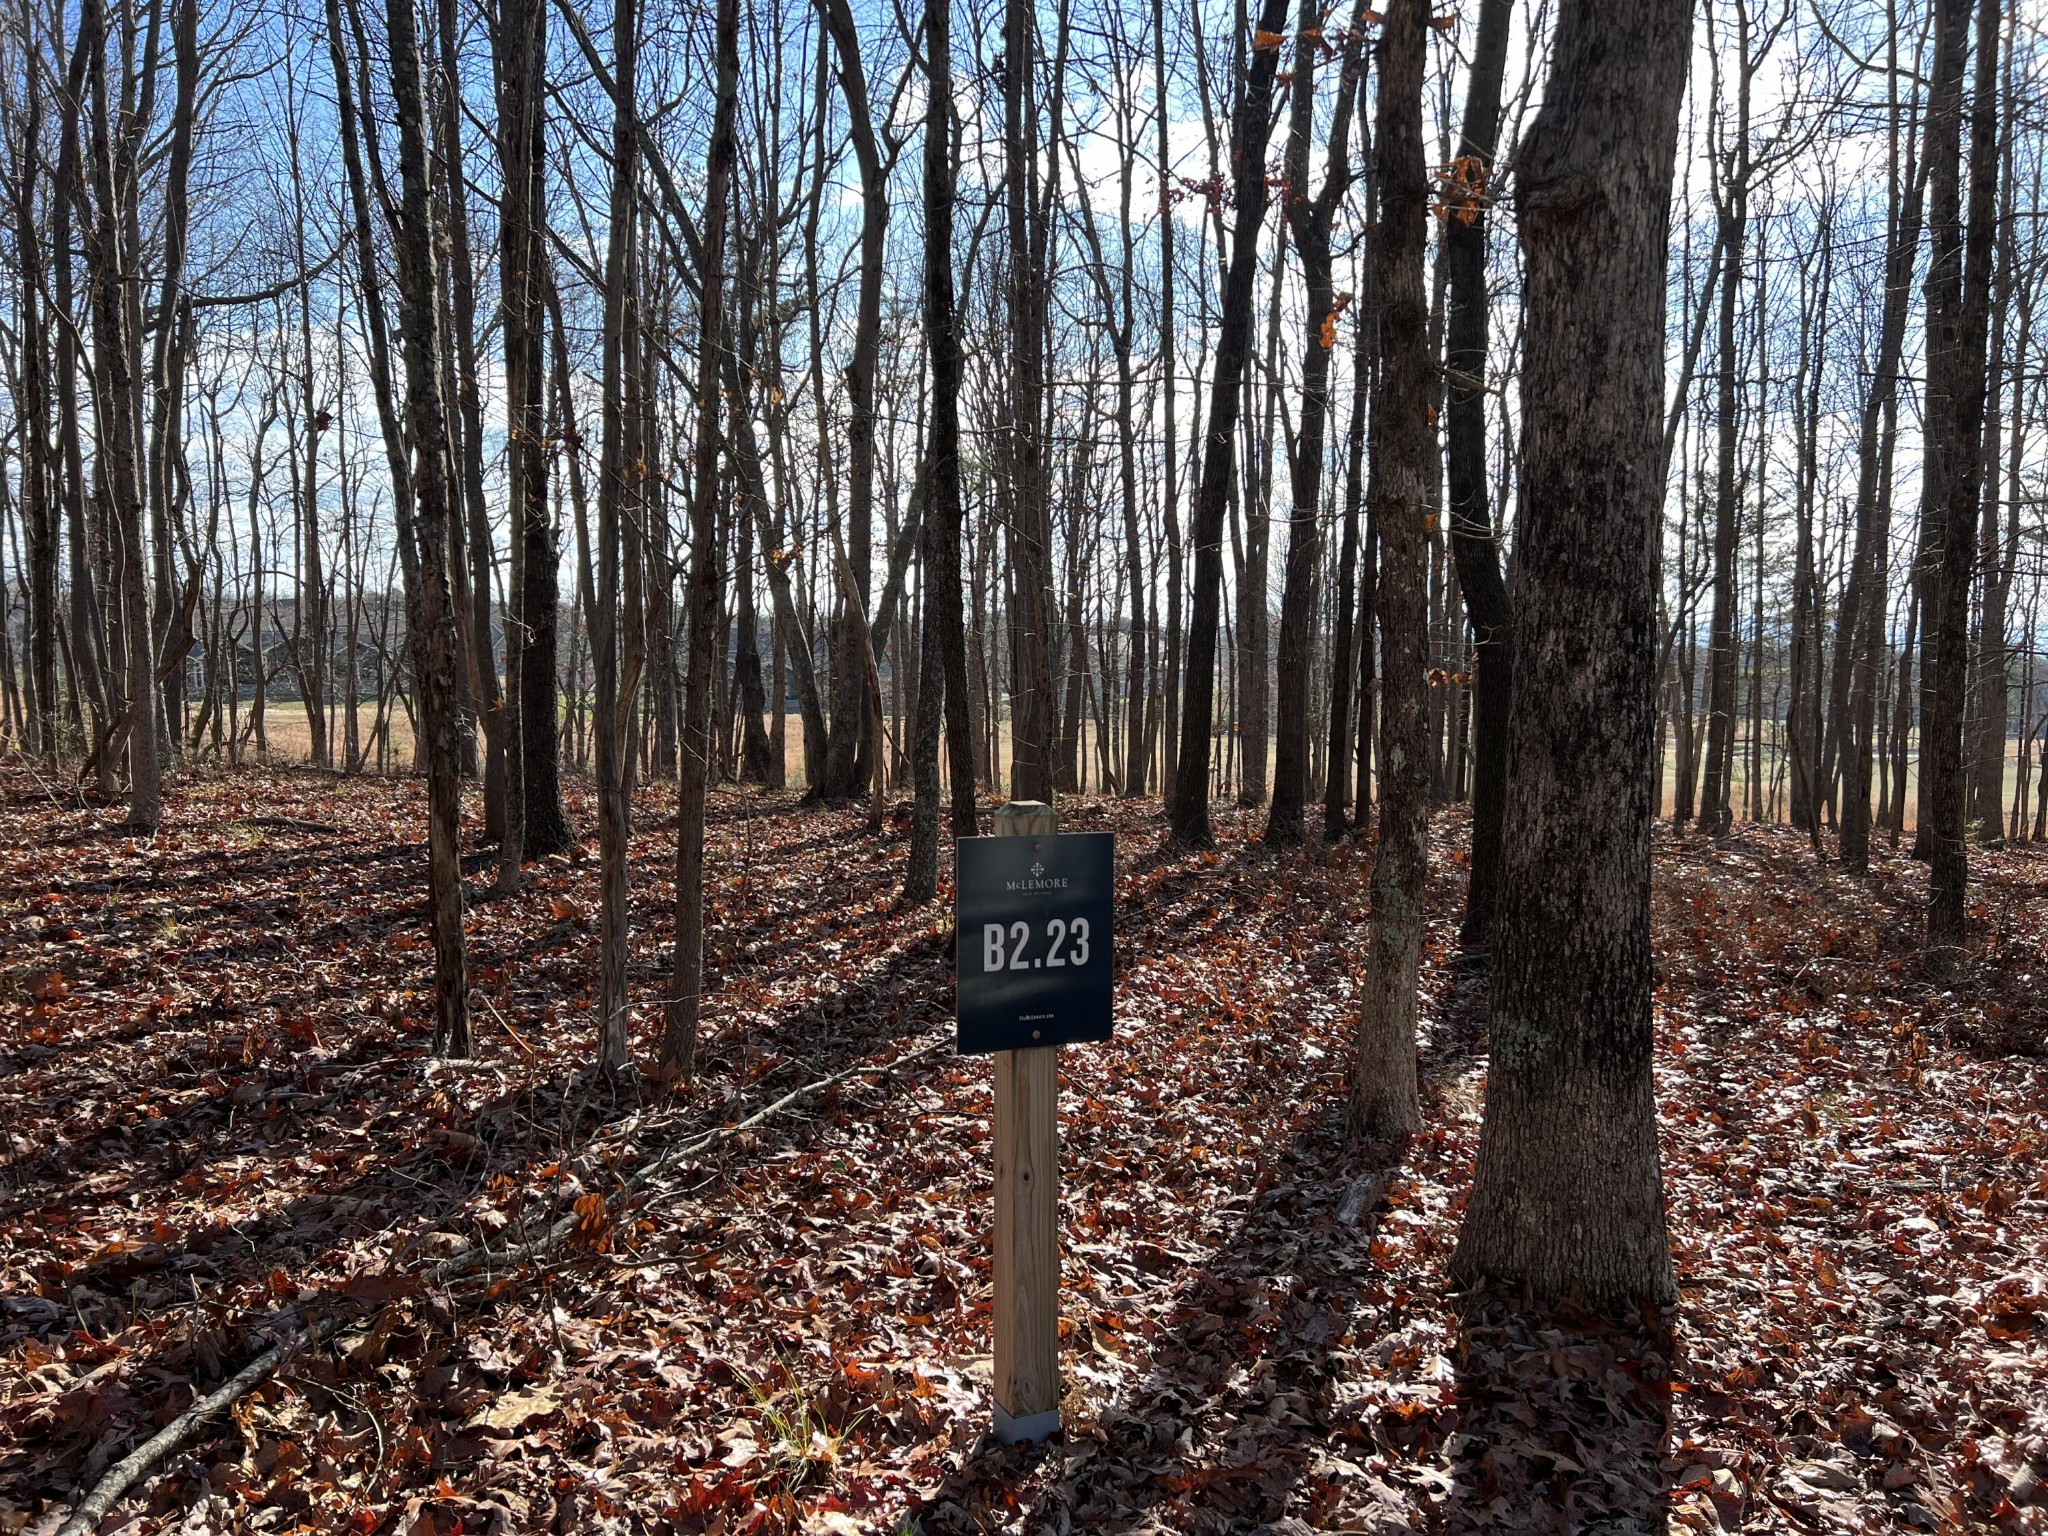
1451,0,1690,1305
815,0,894,802
661,0,741,1080
905,0,974,905
1003,0,1060,803
1439,0,1513,938
591,0,645,1072
80,0,159,830
498,0,573,859
1264,0,1372,847
1921,0,2001,955
1348,0,1428,1139
7,5,60,762
1826,16,1925,874
1168,0,1292,846
381,0,473,1056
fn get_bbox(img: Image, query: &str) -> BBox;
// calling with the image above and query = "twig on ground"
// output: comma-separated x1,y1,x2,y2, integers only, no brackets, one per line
49,1034,951,1534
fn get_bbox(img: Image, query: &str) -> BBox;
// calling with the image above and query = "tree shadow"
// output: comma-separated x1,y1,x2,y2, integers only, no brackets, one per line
915,870,1486,1535
1438,1292,1674,1535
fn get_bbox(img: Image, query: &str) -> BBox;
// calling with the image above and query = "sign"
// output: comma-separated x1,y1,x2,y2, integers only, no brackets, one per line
955,830,1114,1054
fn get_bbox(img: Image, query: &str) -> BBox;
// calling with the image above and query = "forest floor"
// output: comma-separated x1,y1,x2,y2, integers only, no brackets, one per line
2,761,2046,1536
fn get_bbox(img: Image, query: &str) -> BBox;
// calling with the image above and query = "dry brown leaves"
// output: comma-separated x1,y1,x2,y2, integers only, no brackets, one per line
1,765,2043,1535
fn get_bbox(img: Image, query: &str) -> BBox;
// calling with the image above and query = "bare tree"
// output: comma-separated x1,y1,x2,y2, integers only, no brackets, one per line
662,0,741,1081
1348,0,1428,1139
1169,0,1291,846
1452,0,1691,1305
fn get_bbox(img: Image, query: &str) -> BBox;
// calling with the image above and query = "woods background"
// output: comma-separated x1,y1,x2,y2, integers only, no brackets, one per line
3,0,2042,850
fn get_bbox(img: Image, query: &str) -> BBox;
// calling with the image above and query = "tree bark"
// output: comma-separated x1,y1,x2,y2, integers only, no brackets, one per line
1440,0,1512,939
815,0,889,800
498,0,570,858
1451,0,1689,1307
383,0,472,1057
662,0,739,1080
906,0,970,903
82,0,159,830
1832,83,1925,872
1348,0,1428,1140
591,0,642,1072
1920,0,1999,956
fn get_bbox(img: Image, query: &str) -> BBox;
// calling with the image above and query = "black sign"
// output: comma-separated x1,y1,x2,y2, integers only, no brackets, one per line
955,831,1115,1053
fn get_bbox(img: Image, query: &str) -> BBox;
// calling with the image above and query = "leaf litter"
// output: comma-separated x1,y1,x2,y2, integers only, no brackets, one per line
1,764,2044,1533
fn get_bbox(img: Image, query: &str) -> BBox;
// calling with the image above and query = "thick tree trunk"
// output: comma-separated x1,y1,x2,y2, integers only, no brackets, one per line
1348,0,1428,1140
82,0,158,830
1451,0,1688,1307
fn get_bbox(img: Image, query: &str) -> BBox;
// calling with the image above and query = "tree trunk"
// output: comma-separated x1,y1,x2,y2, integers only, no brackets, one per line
499,0,572,857
1834,91,1925,870
1348,0,1428,1140
1323,283,1369,841
82,0,158,830
11,21,60,760
1697,192,1745,836
382,0,471,1057
1155,0,1180,802
1267,0,1371,847
906,0,963,903
1451,0,1689,1307
816,0,888,801
661,0,739,1080
1168,0,1291,845
1920,0,1999,955
592,0,642,1072
1440,0,1512,938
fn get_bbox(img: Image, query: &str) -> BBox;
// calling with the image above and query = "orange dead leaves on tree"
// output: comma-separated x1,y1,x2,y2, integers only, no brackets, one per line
1320,291,1357,349
1433,154,1490,225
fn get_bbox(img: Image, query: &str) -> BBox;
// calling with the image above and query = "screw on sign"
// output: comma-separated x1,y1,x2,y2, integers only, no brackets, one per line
954,802,1114,1444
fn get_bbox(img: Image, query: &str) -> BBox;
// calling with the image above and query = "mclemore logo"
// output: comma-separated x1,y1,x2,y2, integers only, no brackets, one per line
1007,858,1069,893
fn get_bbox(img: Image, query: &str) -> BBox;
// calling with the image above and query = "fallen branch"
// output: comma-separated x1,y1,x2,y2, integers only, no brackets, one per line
55,1322,332,1536
52,1034,950,1533
229,815,343,835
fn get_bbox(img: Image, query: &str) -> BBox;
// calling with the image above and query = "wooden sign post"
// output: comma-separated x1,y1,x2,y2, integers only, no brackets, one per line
955,800,1115,1445
990,801,1061,1443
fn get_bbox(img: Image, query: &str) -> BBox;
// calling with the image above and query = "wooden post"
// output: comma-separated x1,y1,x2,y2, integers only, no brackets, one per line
990,799,1061,1443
